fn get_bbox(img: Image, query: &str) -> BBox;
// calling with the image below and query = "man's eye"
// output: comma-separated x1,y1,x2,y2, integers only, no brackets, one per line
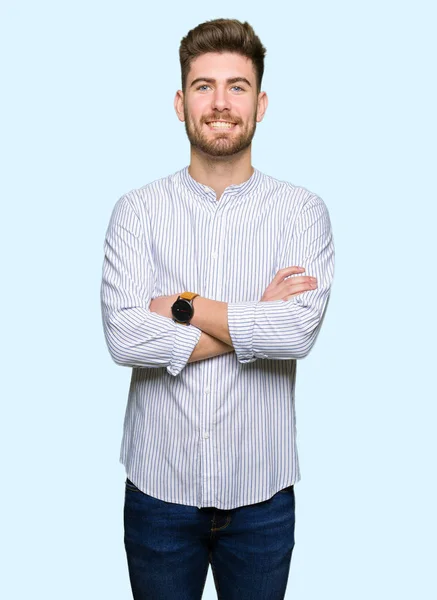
197,85,210,91
231,86,244,92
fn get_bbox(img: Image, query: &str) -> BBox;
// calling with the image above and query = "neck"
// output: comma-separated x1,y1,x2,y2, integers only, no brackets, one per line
188,147,254,200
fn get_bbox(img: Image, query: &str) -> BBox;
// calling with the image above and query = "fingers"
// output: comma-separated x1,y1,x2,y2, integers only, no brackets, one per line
271,266,305,284
288,276,317,288
283,282,317,299
261,276,318,302
286,275,317,286
261,267,318,302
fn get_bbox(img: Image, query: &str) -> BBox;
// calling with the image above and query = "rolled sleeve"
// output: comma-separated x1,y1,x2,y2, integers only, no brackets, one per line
227,301,258,363
101,194,202,375
167,324,202,376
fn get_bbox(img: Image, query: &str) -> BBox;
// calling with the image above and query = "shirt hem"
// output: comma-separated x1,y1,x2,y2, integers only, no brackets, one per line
120,459,301,510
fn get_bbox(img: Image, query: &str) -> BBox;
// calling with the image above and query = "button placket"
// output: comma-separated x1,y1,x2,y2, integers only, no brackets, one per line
199,204,224,507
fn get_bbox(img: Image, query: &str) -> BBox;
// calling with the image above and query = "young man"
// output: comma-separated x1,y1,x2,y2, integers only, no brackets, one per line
101,18,334,600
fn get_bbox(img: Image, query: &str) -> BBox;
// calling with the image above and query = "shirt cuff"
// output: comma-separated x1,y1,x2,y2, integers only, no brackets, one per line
227,301,258,363
166,322,202,376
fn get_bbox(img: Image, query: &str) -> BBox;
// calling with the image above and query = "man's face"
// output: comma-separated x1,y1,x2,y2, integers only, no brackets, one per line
175,52,267,158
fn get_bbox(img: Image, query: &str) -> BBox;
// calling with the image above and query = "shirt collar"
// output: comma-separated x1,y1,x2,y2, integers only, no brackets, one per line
179,166,263,199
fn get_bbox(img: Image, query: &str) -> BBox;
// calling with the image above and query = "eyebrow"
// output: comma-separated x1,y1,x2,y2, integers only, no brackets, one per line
189,77,252,89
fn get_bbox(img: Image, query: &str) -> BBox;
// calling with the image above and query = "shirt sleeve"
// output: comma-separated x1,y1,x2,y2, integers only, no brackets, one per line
100,194,202,376
227,194,335,362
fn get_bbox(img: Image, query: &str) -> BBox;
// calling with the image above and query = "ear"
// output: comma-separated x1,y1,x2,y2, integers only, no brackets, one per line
174,90,185,122
256,91,268,123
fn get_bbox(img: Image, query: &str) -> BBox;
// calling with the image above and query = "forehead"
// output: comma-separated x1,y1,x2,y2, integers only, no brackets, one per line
187,52,256,84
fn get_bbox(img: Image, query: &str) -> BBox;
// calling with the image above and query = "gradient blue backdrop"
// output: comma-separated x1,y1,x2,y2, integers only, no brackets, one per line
1,1,436,598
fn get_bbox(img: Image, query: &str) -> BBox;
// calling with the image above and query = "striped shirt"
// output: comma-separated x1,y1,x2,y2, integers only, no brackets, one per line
100,166,335,509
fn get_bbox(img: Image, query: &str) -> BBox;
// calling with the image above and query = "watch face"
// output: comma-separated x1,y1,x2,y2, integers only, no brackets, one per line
172,298,192,323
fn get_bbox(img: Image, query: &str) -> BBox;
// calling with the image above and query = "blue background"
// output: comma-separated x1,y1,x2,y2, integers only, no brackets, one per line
1,0,436,598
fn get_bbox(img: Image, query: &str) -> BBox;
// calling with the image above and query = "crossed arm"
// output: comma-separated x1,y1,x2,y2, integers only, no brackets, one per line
148,294,231,363
149,266,318,363
101,193,334,375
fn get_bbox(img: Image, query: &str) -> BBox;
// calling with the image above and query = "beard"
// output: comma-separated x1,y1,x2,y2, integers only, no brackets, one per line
183,106,258,158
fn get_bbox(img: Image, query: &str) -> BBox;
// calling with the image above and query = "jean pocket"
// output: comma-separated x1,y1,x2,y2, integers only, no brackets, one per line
278,485,294,494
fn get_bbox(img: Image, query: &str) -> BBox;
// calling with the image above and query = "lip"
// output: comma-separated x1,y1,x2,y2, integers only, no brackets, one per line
205,121,238,131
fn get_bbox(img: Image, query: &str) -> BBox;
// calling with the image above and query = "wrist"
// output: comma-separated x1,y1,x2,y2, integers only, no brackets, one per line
171,292,200,324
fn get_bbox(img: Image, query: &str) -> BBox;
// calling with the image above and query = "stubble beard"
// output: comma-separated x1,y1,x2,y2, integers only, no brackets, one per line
184,105,258,158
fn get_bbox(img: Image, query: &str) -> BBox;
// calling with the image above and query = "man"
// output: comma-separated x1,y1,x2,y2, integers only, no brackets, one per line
101,18,334,600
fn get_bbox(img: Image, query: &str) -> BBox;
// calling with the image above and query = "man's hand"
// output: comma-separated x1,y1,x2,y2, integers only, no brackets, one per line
261,266,317,302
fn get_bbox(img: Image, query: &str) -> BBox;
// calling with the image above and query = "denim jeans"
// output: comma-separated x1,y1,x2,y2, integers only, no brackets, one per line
124,478,296,600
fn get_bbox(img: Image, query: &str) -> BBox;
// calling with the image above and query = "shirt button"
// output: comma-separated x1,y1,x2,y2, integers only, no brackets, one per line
205,387,210,394
203,432,209,439
211,252,217,260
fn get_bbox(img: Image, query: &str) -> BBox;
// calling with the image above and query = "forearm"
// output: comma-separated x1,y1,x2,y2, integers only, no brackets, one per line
187,293,322,361
149,293,232,346
188,331,234,363
148,294,233,365
190,296,232,346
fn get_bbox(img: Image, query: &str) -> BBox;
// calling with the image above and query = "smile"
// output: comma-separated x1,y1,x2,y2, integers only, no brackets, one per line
206,121,237,130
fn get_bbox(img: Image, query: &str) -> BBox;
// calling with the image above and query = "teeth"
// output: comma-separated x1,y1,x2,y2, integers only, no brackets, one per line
208,121,235,128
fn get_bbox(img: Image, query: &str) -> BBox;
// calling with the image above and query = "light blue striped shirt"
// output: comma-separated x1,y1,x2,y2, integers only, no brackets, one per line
101,166,335,509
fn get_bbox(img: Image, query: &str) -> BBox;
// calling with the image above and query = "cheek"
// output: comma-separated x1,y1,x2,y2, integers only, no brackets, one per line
189,98,209,120
234,98,255,119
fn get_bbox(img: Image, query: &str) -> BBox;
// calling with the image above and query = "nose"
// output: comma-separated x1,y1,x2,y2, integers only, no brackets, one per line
211,86,231,112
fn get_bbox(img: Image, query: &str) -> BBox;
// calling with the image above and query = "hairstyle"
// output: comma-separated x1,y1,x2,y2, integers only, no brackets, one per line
179,19,267,93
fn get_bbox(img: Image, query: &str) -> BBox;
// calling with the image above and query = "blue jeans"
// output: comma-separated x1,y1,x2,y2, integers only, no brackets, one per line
124,478,296,599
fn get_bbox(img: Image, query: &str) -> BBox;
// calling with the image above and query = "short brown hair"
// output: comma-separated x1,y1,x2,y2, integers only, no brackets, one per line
179,19,267,93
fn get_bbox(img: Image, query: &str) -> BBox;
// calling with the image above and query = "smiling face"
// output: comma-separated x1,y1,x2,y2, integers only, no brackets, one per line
175,52,268,158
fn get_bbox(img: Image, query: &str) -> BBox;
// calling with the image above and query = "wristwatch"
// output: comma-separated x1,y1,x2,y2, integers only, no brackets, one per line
171,292,199,325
